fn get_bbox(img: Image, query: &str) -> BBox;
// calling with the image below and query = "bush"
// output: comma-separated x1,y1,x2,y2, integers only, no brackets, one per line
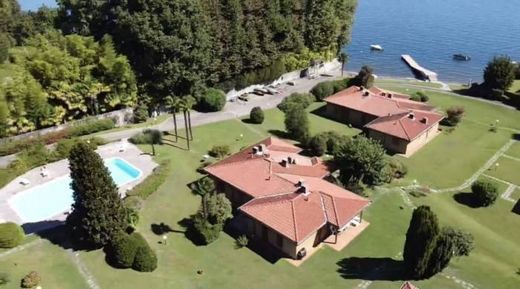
410,92,429,102
236,235,249,248
309,134,328,156
133,104,149,123
133,244,158,272
0,222,25,248
331,78,351,93
198,88,226,112
442,106,465,127
126,160,171,199
386,159,408,179
193,214,223,245
277,93,314,112
471,180,498,207
249,107,264,124
69,118,115,137
310,81,334,101
21,271,41,289
107,233,141,268
284,105,310,143
209,145,231,159
53,137,105,160
14,142,51,169
129,129,163,145
0,129,70,157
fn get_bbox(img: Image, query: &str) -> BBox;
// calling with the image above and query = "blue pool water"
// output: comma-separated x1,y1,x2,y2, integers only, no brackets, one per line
9,158,141,223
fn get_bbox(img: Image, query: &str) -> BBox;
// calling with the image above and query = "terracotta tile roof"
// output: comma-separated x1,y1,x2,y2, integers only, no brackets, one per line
400,282,420,289
365,110,444,141
205,137,371,243
324,86,434,117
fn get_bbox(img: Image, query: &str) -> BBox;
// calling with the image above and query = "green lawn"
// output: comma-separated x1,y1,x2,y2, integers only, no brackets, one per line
511,188,520,202
505,141,520,159
0,240,89,289
486,157,520,186
375,78,443,89
509,80,520,93
478,175,510,194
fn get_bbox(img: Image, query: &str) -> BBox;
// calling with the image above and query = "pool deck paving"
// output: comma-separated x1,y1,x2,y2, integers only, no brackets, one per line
0,142,157,233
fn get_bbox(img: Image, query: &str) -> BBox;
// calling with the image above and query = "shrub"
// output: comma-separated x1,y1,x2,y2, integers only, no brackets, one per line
331,78,351,93
69,118,115,137
126,160,171,199
53,137,105,160
133,104,149,123
129,129,163,145
310,81,334,101
471,180,498,207
0,129,70,157
209,145,231,159
193,214,223,245
107,233,141,268
442,106,465,127
308,134,328,156
410,92,429,102
0,222,25,248
277,93,314,112
21,271,41,289
15,142,50,169
284,105,310,143
386,159,408,179
249,107,264,124
124,196,145,211
236,235,249,248
198,88,226,112
483,56,516,91
132,244,158,272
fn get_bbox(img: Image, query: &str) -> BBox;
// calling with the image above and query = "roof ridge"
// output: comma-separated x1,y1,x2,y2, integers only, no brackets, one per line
398,118,412,140
290,198,298,241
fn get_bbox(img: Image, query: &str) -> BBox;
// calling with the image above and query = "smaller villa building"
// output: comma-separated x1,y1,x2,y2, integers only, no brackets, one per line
325,86,444,156
204,137,370,260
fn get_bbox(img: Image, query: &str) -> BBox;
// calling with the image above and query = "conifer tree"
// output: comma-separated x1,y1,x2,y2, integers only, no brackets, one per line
66,142,128,247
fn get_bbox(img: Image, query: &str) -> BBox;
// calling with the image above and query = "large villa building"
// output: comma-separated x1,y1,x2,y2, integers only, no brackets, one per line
325,86,444,156
204,137,371,260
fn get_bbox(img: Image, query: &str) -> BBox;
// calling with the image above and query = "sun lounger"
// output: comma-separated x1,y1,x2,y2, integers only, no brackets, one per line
19,178,31,186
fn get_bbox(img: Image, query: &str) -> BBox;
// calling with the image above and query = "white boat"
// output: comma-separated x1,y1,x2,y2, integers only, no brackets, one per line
370,44,384,51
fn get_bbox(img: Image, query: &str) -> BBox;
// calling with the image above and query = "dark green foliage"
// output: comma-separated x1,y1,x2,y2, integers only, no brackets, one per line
133,104,149,124
126,160,171,200
441,227,474,257
515,64,520,80
69,118,115,137
191,177,216,197
133,244,158,272
483,56,516,91
284,105,310,143
410,92,429,102
471,180,498,207
278,93,315,112
442,106,465,127
334,135,387,186
249,107,264,124
330,78,352,93
129,130,163,145
66,143,128,247
107,232,141,268
21,271,41,289
403,206,440,279
209,145,231,159
193,213,223,245
426,227,474,277
53,137,104,160
352,66,375,88
192,193,232,245
309,134,328,156
198,88,226,112
0,33,9,63
310,81,335,101
236,235,248,248
386,159,408,179
0,222,24,248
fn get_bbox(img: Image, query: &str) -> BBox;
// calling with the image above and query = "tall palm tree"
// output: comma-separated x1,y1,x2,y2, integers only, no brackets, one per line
179,97,191,150
338,52,349,76
192,177,216,218
184,95,196,141
165,96,181,142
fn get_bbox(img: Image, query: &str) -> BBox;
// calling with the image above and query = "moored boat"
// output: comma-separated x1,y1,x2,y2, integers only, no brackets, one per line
453,54,471,61
370,44,384,51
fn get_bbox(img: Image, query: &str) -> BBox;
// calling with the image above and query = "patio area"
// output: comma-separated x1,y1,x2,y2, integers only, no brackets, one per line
0,141,157,232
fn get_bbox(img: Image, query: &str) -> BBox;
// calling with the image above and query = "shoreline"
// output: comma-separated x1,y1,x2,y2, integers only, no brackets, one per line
343,70,466,86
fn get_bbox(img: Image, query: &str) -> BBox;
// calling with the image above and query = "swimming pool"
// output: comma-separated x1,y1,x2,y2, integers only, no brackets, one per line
8,158,142,223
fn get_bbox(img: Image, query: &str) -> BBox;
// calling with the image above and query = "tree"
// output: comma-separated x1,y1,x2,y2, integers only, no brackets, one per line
352,65,375,88
310,81,335,101
249,107,264,124
338,51,348,76
471,180,498,207
284,105,310,143
483,56,516,91
192,192,232,245
180,96,196,149
334,135,387,186
403,206,440,279
144,129,163,156
198,88,226,112
165,96,181,142
66,142,127,247
278,93,315,112
309,134,328,156
426,227,474,277
443,106,465,127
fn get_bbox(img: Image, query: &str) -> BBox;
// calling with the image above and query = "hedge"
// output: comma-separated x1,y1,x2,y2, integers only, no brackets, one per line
125,160,172,199
132,244,158,272
277,93,315,112
107,233,143,268
0,222,25,248
69,118,115,137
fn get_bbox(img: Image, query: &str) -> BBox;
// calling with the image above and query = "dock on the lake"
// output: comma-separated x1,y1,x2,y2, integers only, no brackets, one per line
401,54,438,82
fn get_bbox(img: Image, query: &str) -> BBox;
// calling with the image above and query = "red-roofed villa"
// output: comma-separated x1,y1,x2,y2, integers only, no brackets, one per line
325,86,444,156
204,137,371,261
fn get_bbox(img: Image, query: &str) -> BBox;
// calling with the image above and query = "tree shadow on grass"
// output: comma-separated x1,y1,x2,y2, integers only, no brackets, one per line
453,192,481,208
512,200,520,215
150,222,184,235
337,257,408,281
177,217,206,246
267,129,290,139
309,105,330,119
32,224,100,251
241,118,259,125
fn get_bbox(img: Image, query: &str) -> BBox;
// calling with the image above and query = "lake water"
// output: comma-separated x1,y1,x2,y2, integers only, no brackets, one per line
344,0,520,82
20,0,520,83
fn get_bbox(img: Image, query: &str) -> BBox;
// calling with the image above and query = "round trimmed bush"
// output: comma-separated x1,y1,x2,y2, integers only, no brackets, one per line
132,244,158,272
0,222,24,248
471,180,498,207
107,233,140,268
309,134,328,156
310,82,334,101
249,107,264,124
198,88,226,112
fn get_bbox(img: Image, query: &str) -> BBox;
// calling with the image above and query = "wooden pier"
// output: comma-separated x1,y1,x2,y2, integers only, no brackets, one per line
401,54,438,82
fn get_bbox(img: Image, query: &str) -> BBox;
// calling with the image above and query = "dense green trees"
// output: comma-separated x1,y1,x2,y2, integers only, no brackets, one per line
483,56,516,91
66,143,128,247
403,206,474,279
352,65,374,88
57,0,357,100
284,104,310,143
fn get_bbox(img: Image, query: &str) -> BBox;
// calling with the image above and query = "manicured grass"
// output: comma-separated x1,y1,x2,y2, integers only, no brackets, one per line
478,175,509,194
509,80,520,93
486,157,520,186
511,188,520,201
0,240,89,289
505,141,520,159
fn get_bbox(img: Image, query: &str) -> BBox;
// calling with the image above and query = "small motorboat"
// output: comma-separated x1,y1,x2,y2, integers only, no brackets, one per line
453,54,471,61
370,44,384,51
